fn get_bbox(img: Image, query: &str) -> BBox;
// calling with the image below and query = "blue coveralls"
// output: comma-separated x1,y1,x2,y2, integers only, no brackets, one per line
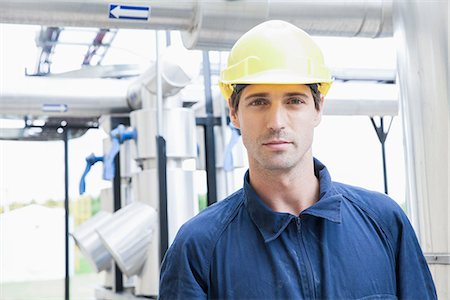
159,159,436,299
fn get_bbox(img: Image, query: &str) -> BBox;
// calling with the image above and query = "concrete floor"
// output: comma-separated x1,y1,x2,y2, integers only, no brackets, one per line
0,273,99,300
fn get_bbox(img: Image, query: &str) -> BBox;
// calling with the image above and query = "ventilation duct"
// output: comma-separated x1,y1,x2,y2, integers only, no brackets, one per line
0,0,393,50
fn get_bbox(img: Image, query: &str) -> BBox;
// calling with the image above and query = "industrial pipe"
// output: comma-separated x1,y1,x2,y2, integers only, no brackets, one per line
0,47,199,118
394,1,449,298
0,0,393,50
0,77,131,117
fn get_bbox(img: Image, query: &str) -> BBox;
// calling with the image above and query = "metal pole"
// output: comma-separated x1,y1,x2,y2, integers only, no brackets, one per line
155,30,169,260
112,153,124,292
63,128,69,300
370,116,393,194
111,118,125,293
157,136,169,262
202,51,218,205
380,118,388,194
155,31,164,136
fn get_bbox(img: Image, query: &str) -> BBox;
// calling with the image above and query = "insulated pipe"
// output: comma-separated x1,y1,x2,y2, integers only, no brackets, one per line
0,79,397,118
0,1,195,31
394,1,449,298
0,77,131,117
0,0,393,50
0,50,198,118
182,0,393,49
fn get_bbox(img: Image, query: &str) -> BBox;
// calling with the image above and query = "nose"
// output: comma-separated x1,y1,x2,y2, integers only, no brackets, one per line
266,102,286,131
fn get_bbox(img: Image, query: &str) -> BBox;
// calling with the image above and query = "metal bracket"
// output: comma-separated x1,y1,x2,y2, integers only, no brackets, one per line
424,253,450,265
370,116,394,194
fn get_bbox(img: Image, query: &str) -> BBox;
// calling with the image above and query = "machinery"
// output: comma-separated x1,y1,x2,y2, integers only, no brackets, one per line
0,0,448,298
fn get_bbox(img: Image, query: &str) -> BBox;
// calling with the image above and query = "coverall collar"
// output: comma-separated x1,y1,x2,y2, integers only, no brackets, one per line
244,158,343,243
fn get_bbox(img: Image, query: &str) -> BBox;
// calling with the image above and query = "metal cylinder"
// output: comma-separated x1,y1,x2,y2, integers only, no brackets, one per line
130,108,197,160
0,0,392,50
96,202,158,277
182,0,393,49
71,211,113,272
132,168,197,243
0,77,131,117
0,0,196,30
131,167,197,296
127,46,199,110
393,1,449,298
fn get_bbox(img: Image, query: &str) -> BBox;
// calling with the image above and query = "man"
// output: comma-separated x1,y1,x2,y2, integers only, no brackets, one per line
159,20,436,299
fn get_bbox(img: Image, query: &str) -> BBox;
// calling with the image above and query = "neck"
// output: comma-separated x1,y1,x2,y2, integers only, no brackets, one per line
248,156,320,216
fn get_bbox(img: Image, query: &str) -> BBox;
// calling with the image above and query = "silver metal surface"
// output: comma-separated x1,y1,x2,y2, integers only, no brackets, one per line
120,139,140,180
182,0,393,49
126,46,199,110
130,108,197,160
0,77,131,117
323,99,397,116
0,47,197,119
393,1,449,298
425,254,450,265
53,64,145,79
0,0,392,50
332,68,396,82
96,202,158,277
71,211,113,272
132,168,197,244
130,170,159,296
131,168,197,296
0,0,195,30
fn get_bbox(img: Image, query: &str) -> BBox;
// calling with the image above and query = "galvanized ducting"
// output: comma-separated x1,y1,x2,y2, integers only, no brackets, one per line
0,0,393,50
394,1,449,298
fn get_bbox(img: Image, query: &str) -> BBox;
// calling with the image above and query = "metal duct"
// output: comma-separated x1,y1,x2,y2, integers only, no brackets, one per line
0,49,198,119
393,1,449,298
71,211,113,273
0,77,131,117
0,1,195,31
182,0,393,49
96,201,158,277
0,0,392,50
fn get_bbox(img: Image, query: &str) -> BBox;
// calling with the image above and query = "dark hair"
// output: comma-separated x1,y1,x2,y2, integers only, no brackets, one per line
229,83,322,112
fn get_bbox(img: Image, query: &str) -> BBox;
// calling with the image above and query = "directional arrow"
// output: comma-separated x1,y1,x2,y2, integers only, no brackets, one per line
109,4,150,21
42,103,68,113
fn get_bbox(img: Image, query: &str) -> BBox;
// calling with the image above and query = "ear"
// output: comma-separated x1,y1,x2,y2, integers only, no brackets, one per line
313,94,325,127
228,98,241,129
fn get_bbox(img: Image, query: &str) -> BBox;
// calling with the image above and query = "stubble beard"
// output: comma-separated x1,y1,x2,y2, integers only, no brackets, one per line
248,130,305,172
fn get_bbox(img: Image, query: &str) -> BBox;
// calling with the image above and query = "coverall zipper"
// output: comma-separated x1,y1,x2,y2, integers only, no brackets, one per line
296,217,316,299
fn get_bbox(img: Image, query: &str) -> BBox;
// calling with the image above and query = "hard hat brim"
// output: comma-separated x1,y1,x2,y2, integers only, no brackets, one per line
220,69,333,100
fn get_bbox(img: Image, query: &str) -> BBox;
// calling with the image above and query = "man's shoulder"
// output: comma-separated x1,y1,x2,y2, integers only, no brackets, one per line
333,181,407,230
173,188,245,248
334,181,401,211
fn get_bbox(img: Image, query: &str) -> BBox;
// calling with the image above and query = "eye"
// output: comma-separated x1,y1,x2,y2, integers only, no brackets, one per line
249,98,268,106
287,98,305,105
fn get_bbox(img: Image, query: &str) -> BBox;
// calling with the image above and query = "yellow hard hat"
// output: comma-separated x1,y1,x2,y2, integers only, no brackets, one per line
219,20,333,100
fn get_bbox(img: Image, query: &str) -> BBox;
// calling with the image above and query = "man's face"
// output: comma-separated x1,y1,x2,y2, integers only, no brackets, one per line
229,84,323,172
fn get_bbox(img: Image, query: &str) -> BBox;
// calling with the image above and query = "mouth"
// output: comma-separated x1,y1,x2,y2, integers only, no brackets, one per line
262,140,292,150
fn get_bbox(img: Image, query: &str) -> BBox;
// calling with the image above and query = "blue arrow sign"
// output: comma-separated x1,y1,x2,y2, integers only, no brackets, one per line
109,4,150,21
42,103,68,113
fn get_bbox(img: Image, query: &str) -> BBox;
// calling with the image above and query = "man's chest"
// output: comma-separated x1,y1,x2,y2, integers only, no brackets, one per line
209,217,397,299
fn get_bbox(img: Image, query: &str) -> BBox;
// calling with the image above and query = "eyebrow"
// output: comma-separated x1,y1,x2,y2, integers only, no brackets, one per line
243,92,310,101
284,92,310,98
243,92,270,101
